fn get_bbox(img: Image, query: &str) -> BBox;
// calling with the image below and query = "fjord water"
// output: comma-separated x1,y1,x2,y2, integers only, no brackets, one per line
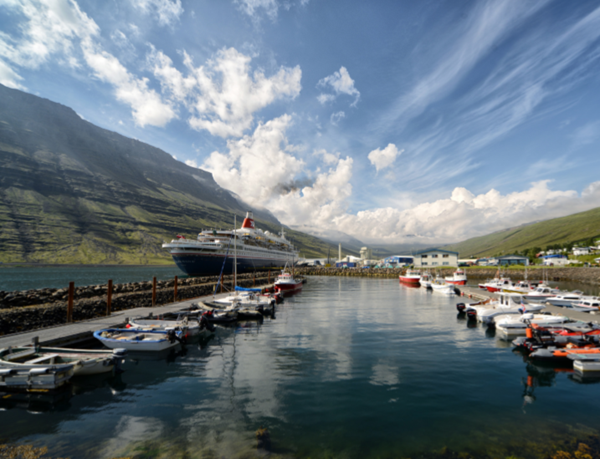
0,265,183,291
2,276,600,458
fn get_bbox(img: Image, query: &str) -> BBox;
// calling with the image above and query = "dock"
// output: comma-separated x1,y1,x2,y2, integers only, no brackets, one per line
0,292,239,349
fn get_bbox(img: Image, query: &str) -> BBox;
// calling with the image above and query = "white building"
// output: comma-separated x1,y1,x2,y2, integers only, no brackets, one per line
413,249,459,268
573,247,591,256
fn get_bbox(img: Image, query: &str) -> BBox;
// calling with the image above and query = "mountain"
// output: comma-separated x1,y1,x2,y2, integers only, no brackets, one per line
0,84,338,263
290,226,363,256
442,207,600,258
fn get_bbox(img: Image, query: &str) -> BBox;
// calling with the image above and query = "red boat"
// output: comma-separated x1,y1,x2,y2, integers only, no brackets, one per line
274,271,303,292
444,269,467,285
399,269,421,285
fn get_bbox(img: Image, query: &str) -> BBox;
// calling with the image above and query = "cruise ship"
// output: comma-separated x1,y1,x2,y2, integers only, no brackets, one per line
162,212,298,277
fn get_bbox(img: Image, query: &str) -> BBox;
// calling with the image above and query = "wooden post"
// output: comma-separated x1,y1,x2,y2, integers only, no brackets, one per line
253,272,255,287
173,276,178,302
106,279,113,316
152,276,157,307
67,281,74,323
220,273,223,293
268,270,271,283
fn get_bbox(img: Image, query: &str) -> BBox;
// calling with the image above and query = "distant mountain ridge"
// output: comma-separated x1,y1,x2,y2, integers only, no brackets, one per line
442,206,600,258
0,84,337,263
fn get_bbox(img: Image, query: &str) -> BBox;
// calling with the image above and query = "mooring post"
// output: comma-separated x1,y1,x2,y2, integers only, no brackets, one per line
152,277,157,307
268,270,270,284
174,276,178,302
220,273,223,293
67,281,74,323
107,279,113,316
253,272,256,287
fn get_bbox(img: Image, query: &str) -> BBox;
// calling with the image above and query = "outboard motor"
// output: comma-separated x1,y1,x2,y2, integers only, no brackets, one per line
456,303,466,313
466,308,477,320
199,315,216,332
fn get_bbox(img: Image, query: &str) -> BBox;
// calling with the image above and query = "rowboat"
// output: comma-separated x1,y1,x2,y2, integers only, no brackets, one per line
0,346,125,376
94,328,184,351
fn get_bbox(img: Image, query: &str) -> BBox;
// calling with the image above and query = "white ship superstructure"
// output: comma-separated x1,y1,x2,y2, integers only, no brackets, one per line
162,212,298,276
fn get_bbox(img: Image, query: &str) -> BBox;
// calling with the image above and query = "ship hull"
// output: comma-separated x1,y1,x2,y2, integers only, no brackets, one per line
171,252,290,277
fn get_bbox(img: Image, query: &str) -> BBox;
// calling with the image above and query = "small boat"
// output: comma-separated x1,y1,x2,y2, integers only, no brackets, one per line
563,299,600,313
546,291,585,307
444,269,467,286
94,328,184,351
495,313,570,339
569,353,600,373
430,278,456,295
521,286,561,303
399,269,421,285
129,316,215,337
0,364,74,391
194,304,240,323
0,346,125,376
482,277,513,293
274,271,303,292
530,346,600,364
420,272,433,289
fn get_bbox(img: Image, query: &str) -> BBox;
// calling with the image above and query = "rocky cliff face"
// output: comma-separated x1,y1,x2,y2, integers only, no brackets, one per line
0,84,331,262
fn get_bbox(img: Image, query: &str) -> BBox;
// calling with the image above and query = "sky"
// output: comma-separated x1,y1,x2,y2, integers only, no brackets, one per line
1,0,600,246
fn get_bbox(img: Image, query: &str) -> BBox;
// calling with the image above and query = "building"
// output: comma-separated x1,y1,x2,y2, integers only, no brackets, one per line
360,247,373,260
494,255,529,266
383,255,414,267
413,249,458,268
573,247,591,256
542,255,569,266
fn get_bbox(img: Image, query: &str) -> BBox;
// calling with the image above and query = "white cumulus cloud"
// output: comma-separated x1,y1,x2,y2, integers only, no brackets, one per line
149,47,302,138
368,143,403,171
333,180,600,245
317,66,360,107
0,0,175,127
131,0,184,26
200,115,354,229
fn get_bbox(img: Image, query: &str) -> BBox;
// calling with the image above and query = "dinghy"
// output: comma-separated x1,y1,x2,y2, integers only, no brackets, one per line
94,328,184,351
0,346,125,376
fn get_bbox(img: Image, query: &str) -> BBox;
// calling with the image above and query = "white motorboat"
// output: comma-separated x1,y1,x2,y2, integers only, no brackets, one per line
465,293,543,324
420,272,433,289
546,291,585,307
482,277,513,293
431,279,456,295
521,286,561,303
94,328,183,351
562,299,600,313
0,346,125,376
495,313,570,339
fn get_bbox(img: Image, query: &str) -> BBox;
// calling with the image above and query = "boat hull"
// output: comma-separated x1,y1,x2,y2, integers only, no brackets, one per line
399,276,420,284
275,282,303,292
445,280,467,285
170,252,289,277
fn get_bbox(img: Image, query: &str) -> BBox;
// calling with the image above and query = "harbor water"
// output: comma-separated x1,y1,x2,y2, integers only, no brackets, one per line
2,276,600,458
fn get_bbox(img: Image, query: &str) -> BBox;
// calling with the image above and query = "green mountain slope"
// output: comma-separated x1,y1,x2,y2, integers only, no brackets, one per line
443,207,600,258
0,84,347,264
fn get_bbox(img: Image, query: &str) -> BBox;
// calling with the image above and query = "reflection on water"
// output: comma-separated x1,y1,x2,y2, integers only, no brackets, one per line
1,276,600,458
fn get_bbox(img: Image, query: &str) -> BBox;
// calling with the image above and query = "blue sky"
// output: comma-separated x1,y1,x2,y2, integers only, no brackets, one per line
1,0,600,244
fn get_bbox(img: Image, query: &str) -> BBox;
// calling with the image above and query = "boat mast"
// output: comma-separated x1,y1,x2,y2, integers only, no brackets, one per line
234,215,237,289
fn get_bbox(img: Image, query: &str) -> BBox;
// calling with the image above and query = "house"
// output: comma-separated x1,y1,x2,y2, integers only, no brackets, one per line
494,255,529,266
476,257,498,266
413,249,458,268
542,254,569,266
573,247,591,256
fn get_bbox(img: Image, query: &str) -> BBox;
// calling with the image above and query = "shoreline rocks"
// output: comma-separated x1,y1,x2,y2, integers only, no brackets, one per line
0,271,274,336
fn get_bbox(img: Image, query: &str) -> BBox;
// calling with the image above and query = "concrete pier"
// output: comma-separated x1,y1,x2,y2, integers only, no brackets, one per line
0,291,252,349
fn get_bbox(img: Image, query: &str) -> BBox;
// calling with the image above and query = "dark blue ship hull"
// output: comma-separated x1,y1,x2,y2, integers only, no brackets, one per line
171,253,287,277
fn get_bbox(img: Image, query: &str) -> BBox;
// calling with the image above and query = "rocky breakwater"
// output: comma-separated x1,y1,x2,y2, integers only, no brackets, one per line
0,271,275,335
295,266,600,286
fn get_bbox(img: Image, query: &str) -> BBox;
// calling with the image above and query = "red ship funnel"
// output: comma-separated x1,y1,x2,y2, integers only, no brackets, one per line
241,211,255,229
